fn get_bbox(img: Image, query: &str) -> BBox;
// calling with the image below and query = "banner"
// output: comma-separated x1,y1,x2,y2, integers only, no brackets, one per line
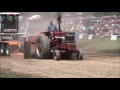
111,35,117,40
79,34,83,39
88,34,93,40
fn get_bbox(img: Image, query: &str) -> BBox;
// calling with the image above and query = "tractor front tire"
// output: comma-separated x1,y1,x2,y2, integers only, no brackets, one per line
53,50,61,61
77,50,83,60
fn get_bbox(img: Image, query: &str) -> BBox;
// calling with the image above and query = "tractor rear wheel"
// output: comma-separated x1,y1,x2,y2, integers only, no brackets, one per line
35,34,50,59
76,50,83,60
53,50,61,61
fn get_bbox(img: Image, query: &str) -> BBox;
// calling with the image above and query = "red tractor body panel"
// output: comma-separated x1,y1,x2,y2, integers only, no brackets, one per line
40,31,77,54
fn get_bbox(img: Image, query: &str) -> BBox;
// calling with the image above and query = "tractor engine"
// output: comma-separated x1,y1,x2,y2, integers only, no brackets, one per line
52,32,76,53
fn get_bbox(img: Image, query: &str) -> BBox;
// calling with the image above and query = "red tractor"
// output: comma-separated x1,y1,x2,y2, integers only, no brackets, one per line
34,30,83,61
24,13,83,61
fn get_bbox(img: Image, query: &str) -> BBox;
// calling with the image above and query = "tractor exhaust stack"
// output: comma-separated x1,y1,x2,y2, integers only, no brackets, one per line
57,12,62,32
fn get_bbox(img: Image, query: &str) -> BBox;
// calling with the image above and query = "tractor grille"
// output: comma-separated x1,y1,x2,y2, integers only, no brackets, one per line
66,32,75,44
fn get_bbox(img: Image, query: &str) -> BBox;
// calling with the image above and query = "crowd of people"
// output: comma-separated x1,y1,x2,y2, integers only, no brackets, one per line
63,15,120,37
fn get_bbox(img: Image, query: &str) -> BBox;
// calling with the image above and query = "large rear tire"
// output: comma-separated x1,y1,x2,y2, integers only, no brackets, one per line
35,34,50,59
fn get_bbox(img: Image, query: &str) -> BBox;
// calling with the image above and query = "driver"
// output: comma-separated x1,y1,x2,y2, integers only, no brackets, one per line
47,20,57,39
47,20,57,32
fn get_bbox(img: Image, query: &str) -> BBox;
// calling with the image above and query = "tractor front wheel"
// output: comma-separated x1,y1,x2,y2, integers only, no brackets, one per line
53,50,61,61
76,50,83,60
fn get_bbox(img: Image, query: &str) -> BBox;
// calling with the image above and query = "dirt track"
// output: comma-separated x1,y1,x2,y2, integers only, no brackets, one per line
0,54,120,78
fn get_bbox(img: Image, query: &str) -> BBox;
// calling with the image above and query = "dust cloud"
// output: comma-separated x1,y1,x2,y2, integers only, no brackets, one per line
19,12,57,36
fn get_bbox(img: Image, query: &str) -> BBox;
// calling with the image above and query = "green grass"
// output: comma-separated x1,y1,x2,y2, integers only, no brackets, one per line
0,72,21,78
76,38,120,54
0,70,29,78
